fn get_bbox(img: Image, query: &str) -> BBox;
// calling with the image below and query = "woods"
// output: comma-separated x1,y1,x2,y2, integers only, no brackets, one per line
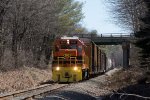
107,0,146,32
0,0,84,70
108,0,150,69
0,1,150,98
1,0,150,71
135,0,150,68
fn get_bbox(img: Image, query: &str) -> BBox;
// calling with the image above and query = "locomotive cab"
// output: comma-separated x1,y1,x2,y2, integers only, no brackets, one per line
52,36,88,82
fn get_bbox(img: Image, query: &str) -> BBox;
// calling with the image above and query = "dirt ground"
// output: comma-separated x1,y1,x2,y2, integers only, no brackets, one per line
0,67,52,94
61,67,142,97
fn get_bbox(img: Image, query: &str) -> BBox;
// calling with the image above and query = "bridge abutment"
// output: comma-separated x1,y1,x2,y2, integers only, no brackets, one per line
122,42,130,68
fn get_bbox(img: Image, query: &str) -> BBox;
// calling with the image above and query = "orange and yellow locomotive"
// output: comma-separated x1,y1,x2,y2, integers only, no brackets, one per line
52,36,107,82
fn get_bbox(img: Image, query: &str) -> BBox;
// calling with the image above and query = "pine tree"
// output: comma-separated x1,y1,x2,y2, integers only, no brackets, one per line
135,0,150,68
57,0,84,35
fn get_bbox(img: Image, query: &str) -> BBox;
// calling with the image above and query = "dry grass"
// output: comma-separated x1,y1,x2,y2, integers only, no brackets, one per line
0,67,52,93
105,67,145,90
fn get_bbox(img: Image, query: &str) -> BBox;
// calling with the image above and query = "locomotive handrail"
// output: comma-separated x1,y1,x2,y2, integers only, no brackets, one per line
57,57,78,67
70,57,77,67
58,57,64,66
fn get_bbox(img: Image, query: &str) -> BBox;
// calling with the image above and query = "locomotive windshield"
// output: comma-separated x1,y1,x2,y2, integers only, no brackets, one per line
61,44,77,49
60,40,77,49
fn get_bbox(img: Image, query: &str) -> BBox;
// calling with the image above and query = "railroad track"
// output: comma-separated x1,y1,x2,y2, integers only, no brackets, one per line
0,83,68,100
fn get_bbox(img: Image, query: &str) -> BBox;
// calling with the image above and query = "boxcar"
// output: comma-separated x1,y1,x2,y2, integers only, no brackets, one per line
81,38,106,76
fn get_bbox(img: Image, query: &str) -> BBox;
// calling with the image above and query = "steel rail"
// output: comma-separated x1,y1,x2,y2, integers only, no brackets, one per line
0,83,68,100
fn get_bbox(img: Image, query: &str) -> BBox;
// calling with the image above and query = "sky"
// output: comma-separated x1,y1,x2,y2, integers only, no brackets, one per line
76,0,129,35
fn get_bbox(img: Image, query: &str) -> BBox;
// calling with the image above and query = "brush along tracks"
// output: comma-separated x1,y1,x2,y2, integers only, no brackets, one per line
0,83,68,100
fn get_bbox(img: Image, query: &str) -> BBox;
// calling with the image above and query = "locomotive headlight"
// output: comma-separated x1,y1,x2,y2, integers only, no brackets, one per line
73,66,78,71
67,40,70,44
56,67,60,71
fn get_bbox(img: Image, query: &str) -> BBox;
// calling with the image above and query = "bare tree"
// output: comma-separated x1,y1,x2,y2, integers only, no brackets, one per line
0,0,60,68
107,0,146,33
106,0,148,67
0,0,11,67
0,0,84,70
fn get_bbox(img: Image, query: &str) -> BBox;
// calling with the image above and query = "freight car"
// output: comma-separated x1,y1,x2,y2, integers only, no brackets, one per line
52,36,107,82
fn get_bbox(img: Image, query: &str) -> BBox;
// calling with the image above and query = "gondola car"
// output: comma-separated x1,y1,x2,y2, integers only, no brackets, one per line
52,36,107,82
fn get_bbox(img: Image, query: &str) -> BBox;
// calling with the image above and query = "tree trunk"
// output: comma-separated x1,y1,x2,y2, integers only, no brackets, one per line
0,19,4,67
12,30,18,68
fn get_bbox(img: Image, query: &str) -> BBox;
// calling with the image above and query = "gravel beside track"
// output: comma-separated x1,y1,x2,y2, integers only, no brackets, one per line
36,75,112,100
36,68,122,100
62,75,111,96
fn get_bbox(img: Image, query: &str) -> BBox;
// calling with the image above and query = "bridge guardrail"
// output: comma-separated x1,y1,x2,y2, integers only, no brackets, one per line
51,33,135,39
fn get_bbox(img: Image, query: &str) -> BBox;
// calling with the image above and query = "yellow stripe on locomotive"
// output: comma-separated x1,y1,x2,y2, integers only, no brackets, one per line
52,56,83,82
52,66,82,82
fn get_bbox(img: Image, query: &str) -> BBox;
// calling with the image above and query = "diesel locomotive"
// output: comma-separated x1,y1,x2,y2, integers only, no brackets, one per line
52,36,107,82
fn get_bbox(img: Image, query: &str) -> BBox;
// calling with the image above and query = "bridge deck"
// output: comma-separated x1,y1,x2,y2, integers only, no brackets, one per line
71,33,133,45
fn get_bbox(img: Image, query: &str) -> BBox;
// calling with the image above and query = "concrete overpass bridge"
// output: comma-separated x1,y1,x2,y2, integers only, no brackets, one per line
70,33,134,68
73,33,133,44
